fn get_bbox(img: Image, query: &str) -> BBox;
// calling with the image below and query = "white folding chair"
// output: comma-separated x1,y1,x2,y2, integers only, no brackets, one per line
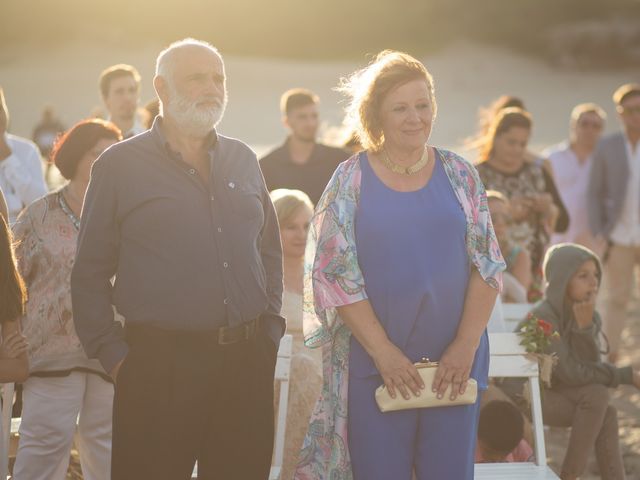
0,383,15,480
474,333,559,479
502,303,533,333
269,333,292,480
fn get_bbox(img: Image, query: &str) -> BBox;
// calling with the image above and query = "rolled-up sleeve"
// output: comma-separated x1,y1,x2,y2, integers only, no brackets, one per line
303,158,368,348
71,155,127,373
467,161,506,291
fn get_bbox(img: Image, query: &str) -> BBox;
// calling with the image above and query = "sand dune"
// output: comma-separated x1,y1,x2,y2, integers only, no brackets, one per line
2,41,639,158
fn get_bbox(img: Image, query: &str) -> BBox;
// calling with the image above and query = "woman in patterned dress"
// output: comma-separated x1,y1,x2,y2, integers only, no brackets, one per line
12,119,121,480
476,108,569,301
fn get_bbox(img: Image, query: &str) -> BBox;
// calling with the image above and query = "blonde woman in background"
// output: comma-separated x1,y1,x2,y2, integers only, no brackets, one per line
270,188,322,479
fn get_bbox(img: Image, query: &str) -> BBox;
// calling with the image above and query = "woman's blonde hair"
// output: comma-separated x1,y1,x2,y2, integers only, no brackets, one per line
486,189,509,205
0,215,26,324
337,50,437,153
476,107,532,164
269,189,314,226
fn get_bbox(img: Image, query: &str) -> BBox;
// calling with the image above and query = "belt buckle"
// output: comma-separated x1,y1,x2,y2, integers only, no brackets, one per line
218,321,254,345
218,326,236,345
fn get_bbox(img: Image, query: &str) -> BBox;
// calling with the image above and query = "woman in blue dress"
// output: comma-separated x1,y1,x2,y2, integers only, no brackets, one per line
296,51,505,480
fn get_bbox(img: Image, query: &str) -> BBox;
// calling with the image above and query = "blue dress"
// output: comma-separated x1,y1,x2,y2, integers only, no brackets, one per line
348,151,488,480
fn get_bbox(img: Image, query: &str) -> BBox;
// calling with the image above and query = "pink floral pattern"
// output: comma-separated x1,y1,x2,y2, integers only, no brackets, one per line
13,191,106,374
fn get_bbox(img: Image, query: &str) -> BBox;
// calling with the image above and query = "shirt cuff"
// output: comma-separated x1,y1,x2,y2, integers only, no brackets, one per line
617,366,634,385
98,340,130,375
571,323,596,335
261,313,285,347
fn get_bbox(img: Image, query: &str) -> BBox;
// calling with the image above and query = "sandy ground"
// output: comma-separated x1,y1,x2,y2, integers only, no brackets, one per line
2,41,639,478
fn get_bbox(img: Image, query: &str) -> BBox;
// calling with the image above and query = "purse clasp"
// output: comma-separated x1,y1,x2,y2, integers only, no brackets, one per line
416,357,439,368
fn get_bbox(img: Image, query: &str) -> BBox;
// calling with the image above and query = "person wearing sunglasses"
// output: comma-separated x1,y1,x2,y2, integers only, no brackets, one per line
587,83,640,364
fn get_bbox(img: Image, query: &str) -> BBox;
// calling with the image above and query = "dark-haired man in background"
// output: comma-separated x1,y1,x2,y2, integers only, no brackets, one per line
99,64,145,138
260,88,349,203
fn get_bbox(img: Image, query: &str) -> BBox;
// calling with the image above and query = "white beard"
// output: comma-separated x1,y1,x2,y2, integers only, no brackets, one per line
165,85,227,137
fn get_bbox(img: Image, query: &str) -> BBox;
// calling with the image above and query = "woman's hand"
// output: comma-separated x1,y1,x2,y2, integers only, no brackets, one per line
371,342,424,400
0,332,28,359
510,196,533,221
572,299,595,329
432,338,477,401
530,193,554,214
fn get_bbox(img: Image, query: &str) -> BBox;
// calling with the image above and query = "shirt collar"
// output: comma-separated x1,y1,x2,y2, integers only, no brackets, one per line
151,116,219,157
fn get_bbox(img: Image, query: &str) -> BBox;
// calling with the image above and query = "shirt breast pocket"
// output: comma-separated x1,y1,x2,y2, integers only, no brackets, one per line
225,180,263,220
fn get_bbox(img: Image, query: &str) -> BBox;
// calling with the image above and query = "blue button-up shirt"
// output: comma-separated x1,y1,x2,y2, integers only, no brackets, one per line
71,118,284,373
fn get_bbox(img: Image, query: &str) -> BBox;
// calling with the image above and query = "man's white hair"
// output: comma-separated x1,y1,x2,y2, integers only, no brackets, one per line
155,38,221,81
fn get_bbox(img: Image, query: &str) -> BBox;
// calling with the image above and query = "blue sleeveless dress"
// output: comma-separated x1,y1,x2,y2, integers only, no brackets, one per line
347,150,487,480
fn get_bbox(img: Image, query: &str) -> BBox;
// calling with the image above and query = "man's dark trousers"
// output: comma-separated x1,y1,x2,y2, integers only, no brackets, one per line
111,322,277,479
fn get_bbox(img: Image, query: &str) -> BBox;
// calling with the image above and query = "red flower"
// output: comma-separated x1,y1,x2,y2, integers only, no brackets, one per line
537,319,553,337
519,313,558,353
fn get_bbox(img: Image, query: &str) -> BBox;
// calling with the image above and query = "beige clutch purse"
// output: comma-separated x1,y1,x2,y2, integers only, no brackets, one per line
375,358,478,412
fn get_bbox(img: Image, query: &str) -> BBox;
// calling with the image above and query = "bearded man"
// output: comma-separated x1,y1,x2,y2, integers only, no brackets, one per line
71,39,284,480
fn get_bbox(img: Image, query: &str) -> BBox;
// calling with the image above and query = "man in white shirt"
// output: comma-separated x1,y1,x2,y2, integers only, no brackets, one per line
545,103,605,249
0,88,48,223
99,64,145,139
587,83,640,363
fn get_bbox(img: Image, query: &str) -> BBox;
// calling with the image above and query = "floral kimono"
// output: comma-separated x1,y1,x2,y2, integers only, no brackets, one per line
294,149,505,479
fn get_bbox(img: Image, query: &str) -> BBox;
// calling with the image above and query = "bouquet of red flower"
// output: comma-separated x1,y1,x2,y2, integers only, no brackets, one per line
518,312,559,354
518,312,560,387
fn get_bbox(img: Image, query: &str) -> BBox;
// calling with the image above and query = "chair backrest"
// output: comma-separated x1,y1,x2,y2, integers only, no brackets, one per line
488,333,547,467
501,303,533,332
271,334,292,478
0,383,14,480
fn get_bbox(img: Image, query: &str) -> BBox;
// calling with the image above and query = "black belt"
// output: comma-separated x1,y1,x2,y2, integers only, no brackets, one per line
125,318,261,346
